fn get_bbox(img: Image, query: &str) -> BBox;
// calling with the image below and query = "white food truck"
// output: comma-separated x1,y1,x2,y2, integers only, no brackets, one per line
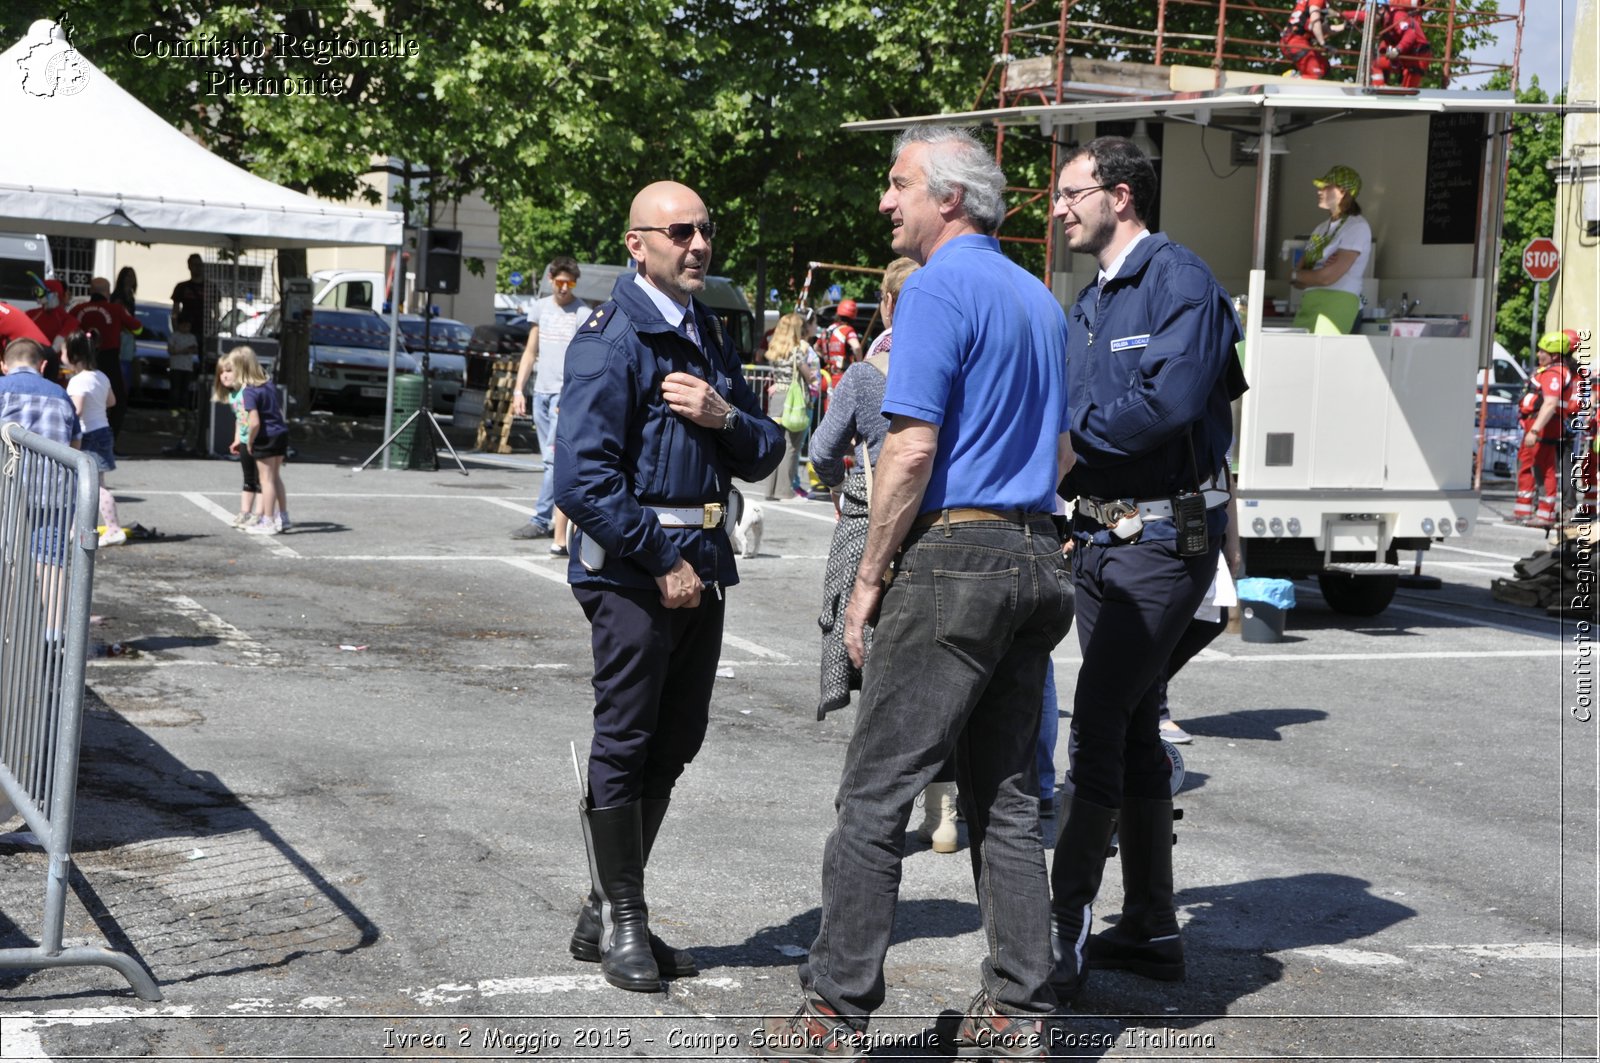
850,82,1575,615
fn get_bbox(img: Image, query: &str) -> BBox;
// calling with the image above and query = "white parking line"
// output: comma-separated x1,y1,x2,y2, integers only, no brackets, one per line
1054,648,1568,665
1430,543,1537,562
178,492,298,558
722,633,792,661
162,594,280,664
1423,561,1520,571
500,557,568,586
755,501,839,525
1383,600,1561,640
478,497,536,516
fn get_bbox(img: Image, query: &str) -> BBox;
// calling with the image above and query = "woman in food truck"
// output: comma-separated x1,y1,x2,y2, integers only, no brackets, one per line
1289,165,1372,335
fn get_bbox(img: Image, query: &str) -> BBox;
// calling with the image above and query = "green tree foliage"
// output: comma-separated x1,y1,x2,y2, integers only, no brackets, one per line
1488,74,1564,359
0,1,1517,309
501,0,1001,307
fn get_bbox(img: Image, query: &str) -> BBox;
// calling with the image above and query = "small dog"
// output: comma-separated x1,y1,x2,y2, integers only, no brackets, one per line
731,502,764,559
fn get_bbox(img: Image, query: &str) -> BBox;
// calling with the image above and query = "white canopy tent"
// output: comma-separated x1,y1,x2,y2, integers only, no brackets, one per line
0,20,414,465
0,20,402,249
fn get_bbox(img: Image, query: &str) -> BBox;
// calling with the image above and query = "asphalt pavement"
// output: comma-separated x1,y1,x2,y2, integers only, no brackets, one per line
0,412,1595,1061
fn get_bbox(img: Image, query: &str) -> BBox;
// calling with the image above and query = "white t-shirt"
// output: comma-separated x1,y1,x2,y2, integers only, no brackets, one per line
533,295,585,395
67,369,113,433
1305,213,1372,298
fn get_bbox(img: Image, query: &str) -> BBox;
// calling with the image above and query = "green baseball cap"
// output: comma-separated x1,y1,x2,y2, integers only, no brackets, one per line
1313,165,1362,198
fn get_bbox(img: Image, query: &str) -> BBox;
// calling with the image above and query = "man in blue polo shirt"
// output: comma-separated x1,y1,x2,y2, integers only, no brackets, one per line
762,125,1075,1060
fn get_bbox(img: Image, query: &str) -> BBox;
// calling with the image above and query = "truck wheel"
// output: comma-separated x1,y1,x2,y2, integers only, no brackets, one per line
1317,571,1399,616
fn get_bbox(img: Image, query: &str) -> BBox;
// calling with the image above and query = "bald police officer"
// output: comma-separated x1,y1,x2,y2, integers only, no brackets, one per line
553,181,783,994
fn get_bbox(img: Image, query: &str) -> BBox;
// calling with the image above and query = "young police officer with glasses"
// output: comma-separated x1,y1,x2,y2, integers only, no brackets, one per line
1048,136,1246,1005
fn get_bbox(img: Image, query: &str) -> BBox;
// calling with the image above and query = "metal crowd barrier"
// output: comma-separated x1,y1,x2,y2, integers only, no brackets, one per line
0,423,161,1001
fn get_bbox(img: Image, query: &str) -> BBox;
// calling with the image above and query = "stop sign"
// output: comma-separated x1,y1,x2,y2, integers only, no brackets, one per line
1523,238,1561,282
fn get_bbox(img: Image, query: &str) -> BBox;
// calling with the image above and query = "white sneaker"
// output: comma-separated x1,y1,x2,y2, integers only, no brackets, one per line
277,516,292,534
1159,718,1193,744
231,511,254,528
246,518,282,536
98,528,127,547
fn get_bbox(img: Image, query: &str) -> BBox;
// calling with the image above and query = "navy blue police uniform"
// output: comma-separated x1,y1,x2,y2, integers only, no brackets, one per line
554,274,784,808
1061,231,1245,807
1049,230,1247,1004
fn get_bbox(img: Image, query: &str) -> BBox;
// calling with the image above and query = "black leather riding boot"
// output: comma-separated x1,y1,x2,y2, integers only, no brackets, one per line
571,798,698,978
578,800,660,992
1086,796,1185,981
1048,796,1119,1005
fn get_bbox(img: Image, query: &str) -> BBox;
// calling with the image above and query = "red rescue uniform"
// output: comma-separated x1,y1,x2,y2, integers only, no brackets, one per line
1514,361,1574,527
1373,7,1431,88
820,321,859,376
1282,0,1332,79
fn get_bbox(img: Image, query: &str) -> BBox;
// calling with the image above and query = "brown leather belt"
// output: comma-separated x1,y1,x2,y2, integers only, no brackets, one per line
910,507,1054,530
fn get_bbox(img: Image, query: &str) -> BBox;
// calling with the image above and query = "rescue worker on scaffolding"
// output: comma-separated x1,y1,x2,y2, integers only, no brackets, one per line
1282,0,1334,79
1335,0,1432,88
1371,2,1432,88
1513,330,1580,529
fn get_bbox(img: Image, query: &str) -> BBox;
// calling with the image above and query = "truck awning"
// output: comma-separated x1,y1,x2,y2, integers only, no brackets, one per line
842,82,1584,135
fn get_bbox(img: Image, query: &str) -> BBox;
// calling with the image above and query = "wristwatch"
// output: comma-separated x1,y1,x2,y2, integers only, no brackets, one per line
721,406,739,432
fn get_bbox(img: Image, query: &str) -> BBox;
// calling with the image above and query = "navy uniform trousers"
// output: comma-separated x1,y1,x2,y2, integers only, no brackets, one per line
1063,521,1221,807
574,585,726,807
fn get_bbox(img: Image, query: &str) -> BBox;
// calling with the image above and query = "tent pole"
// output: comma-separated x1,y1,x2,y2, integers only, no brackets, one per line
382,243,403,470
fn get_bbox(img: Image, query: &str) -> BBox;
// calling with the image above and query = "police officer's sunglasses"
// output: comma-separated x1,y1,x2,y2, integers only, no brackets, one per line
631,222,716,242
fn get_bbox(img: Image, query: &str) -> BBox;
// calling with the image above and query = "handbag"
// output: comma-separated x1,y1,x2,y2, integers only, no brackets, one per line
778,367,810,433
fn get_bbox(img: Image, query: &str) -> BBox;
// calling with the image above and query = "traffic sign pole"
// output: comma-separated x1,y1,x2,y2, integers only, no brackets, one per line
1520,238,1560,356
1530,282,1542,360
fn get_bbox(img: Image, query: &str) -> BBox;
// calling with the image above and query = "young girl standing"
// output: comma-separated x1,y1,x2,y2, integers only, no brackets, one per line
214,351,261,527
64,331,127,546
215,348,291,534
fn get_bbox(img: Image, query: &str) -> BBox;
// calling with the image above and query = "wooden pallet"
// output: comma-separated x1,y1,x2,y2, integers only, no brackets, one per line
475,357,520,454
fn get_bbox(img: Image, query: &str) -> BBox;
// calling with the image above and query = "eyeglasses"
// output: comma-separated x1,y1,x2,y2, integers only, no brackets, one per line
631,222,716,242
1052,183,1114,206
552,279,577,291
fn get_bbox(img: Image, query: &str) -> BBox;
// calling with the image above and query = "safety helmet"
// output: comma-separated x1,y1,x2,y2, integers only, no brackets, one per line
1564,328,1583,352
836,298,857,320
1313,165,1362,199
1537,330,1574,357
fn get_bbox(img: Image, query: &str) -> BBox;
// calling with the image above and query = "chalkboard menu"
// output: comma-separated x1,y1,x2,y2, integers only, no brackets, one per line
1422,112,1485,245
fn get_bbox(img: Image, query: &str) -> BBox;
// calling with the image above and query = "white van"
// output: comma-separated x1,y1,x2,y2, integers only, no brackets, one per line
1478,342,1530,401
0,233,53,310
311,269,412,313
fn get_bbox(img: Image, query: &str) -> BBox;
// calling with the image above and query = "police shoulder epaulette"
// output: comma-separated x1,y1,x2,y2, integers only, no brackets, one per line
579,306,611,333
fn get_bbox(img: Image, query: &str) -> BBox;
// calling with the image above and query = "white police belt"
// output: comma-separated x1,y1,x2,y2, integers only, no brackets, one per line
1076,486,1231,526
649,503,727,529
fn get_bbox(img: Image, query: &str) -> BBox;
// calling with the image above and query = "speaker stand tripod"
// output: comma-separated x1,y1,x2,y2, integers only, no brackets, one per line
357,340,468,476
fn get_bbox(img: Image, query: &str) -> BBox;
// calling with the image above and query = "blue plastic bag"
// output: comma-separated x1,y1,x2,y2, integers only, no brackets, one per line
1235,577,1296,611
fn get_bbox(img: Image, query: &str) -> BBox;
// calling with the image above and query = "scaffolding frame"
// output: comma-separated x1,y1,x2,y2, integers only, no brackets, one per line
987,0,1527,273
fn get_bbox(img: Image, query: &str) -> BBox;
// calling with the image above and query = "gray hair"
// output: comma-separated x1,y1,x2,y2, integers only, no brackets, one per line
891,125,1006,234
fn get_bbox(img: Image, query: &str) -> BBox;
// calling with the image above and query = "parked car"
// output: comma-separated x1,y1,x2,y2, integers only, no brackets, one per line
131,301,172,404
1474,392,1518,481
396,313,474,413
257,307,418,410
